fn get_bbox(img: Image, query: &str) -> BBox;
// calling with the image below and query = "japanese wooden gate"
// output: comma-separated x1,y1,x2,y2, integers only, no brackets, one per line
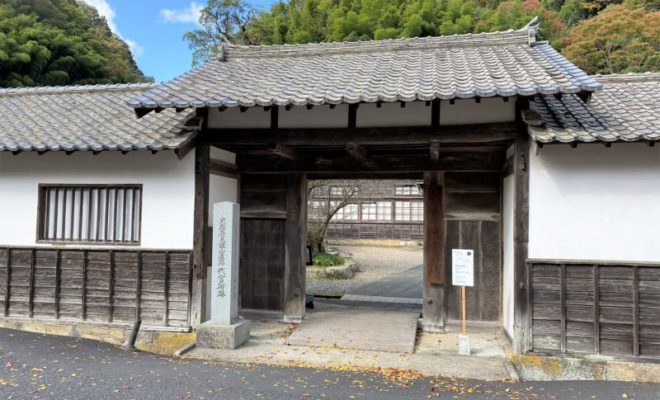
190,99,530,337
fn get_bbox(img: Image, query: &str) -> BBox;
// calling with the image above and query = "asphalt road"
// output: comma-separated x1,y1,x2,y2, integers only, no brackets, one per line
0,328,659,399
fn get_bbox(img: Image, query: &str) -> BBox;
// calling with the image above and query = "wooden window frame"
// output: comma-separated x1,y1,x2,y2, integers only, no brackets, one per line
395,185,421,196
36,184,143,246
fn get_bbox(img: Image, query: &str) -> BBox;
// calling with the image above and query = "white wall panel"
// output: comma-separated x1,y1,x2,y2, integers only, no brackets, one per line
0,151,195,249
529,143,660,262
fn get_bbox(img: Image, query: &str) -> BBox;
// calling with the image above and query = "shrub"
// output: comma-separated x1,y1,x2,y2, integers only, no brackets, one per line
312,253,344,267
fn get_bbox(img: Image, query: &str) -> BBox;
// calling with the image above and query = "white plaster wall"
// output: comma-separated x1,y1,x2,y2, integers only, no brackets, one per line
441,98,515,125
208,107,270,129
357,101,431,127
529,143,660,263
502,174,515,337
280,104,348,128
208,98,516,129
210,146,236,164
208,147,238,225
208,176,238,225
0,151,195,249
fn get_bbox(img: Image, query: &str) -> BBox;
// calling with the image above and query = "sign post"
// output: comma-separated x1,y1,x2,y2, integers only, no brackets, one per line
452,249,474,355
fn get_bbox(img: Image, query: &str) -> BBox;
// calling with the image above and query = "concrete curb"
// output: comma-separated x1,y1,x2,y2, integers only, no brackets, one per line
511,354,660,383
175,342,196,357
503,358,521,382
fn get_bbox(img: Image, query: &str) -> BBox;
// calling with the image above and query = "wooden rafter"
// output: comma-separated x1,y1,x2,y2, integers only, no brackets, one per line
268,143,298,160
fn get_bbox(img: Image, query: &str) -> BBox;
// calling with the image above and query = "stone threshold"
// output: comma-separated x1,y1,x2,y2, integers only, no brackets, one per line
340,294,423,305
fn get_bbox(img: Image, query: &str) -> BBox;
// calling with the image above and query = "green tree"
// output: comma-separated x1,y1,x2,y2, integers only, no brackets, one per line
185,0,660,74
562,5,659,73
183,0,260,65
0,0,148,87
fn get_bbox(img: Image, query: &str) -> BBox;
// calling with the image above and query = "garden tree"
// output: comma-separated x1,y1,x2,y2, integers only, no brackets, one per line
183,0,260,65
0,0,148,87
307,180,381,253
562,5,659,73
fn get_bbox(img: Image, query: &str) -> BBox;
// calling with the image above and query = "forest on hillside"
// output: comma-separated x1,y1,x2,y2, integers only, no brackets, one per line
0,0,149,87
185,0,659,75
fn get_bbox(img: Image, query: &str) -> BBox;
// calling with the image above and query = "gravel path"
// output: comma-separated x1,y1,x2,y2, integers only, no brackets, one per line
307,245,423,296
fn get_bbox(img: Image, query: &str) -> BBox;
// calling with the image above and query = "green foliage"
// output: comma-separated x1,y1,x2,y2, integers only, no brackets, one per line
0,0,149,87
312,253,344,267
187,0,659,74
562,5,659,73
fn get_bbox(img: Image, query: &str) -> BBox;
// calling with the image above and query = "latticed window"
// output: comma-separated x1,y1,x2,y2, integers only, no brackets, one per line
361,202,392,221
395,201,424,221
37,184,142,244
330,186,358,197
395,185,421,196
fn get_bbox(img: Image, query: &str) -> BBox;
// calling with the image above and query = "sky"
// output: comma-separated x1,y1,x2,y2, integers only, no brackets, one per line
80,1,276,83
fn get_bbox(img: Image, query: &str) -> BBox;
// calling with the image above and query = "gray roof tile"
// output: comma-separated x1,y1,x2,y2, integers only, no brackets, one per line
526,73,660,143
129,27,601,111
0,84,196,153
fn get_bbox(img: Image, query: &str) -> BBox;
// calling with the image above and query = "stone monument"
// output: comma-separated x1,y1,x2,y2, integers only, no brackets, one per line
196,202,250,349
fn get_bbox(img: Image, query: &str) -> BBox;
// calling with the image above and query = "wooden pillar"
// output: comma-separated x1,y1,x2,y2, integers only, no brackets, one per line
283,173,307,323
422,171,445,331
513,98,531,353
191,141,210,326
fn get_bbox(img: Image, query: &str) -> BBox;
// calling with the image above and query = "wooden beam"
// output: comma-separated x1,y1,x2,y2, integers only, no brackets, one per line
4,249,10,317
348,104,358,128
308,171,424,180
210,159,238,178
237,151,504,173
513,97,531,354
175,132,199,160
422,171,445,332
206,123,517,147
270,106,279,129
282,173,307,323
431,99,441,127
190,140,210,326
268,144,298,160
345,143,376,169
429,141,441,161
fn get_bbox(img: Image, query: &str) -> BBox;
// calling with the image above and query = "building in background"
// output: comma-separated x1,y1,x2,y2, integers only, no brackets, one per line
309,180,424,241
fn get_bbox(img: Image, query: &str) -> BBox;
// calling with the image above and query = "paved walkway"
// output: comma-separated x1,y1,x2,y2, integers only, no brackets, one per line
342,264,423,304
286,302,419,353
307,245,423,297
2,328,659,399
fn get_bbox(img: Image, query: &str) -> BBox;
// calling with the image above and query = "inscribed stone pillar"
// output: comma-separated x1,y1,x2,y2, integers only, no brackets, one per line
210,201,240,325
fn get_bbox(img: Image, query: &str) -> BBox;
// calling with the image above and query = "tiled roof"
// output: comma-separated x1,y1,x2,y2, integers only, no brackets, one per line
525,73,660,143
128,25,601,112
0,84,197,153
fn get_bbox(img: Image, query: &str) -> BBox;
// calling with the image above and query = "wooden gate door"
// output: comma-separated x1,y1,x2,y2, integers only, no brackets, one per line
443,172,502,323
238,175,287,311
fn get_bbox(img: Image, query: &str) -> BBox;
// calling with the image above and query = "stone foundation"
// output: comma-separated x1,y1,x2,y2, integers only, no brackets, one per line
196,320,250,349
0,318,195,356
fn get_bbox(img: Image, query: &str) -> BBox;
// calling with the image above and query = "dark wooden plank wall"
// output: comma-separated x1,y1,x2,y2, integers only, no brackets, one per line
444,172,501,323
0,247,192,328
530,261,660,359
326,222,424,240
239,175,287,311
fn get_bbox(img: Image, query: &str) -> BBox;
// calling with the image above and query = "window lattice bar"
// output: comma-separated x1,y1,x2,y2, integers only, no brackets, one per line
37,185,142,244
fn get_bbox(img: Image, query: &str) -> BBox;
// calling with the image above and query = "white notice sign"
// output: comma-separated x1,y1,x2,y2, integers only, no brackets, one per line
452,249,474,287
